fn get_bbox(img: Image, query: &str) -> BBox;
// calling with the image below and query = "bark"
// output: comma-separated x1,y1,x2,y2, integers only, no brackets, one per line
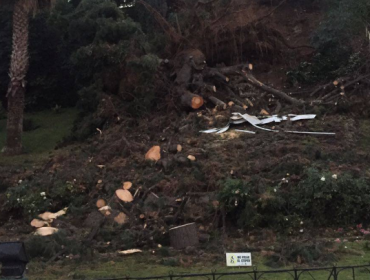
169,223,199,249
3,0,30,155
239,71,304,105
208,96,227,110
137,0,184,45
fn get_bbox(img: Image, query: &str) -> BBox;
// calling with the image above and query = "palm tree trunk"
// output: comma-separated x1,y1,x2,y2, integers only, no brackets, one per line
2,0,30,155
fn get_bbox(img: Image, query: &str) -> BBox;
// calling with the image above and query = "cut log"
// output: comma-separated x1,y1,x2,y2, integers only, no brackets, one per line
208,96,227,110
169,223,199,249
96,199,106,208
114,212,128,225
230,104,247,113
137,0,183,44
168,144,182,153
116,189,133,203
181,92,204,109
240,71,304,105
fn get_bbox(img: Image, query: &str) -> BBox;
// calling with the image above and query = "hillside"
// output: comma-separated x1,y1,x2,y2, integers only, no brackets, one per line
1,0,370,279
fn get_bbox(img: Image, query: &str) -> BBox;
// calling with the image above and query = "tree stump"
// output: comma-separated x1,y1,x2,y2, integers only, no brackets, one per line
169,223,199,249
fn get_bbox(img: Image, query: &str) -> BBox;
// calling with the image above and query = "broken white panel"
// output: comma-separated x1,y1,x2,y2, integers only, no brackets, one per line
289,114,316,121
216,124,230,134
200,124,230,134
259,116,283,125
231,119,247,125
230,115,243,121
286,130,335,136
253,125,279,133
235,113,262,125
200,128,220,133
234,129,256,134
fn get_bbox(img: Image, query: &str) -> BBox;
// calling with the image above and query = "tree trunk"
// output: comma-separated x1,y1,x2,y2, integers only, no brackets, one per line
169,223,199,249
2,0,30,155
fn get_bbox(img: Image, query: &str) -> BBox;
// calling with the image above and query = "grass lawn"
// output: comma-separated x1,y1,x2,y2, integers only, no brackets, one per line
27,240,370,280
0,108,78,166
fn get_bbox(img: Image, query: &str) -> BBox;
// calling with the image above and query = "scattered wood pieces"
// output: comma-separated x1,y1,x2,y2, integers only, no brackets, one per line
181,92,204,109
30,219,48,228
208,96,227,110
187,155,196,161
168,144,182,153
260,109,270,116
116,189,134,203
169,223,199,249
99,205,112,216
114,212,128,225
118,249,142,255
38,208,68,221
145,146,161,161
96,199,106,209
240,70,304,105
35,227,59,236
123,181,132,190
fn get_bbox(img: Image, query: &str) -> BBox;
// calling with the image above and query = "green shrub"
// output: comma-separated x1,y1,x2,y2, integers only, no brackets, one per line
217,168,370,230
25,231,84,260
292,168,370,225
287,0,370,85
4,180,87,218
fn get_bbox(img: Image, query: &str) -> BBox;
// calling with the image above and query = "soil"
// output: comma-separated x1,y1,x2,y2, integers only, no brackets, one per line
0,0,370,269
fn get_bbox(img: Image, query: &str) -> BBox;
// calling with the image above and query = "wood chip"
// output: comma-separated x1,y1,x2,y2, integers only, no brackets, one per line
96,199,106,208
145,146,161,161
99,205,112,216
260,109,270,116
114,212,128,225
177,144,183,152
38,212,56,221
38,208,67,221
118,249,142,255
35,227,59,236
187,155,196,161
116,189,134,203
123,181,132,190
30,219,48,228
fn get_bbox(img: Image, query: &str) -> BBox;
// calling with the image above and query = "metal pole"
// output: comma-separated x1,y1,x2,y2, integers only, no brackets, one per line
294,268,299,280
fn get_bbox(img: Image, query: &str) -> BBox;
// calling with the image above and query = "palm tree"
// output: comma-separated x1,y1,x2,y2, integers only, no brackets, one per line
1,0,54,155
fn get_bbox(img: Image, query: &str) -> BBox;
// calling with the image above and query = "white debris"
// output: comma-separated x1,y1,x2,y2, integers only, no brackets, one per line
200,113,335,136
